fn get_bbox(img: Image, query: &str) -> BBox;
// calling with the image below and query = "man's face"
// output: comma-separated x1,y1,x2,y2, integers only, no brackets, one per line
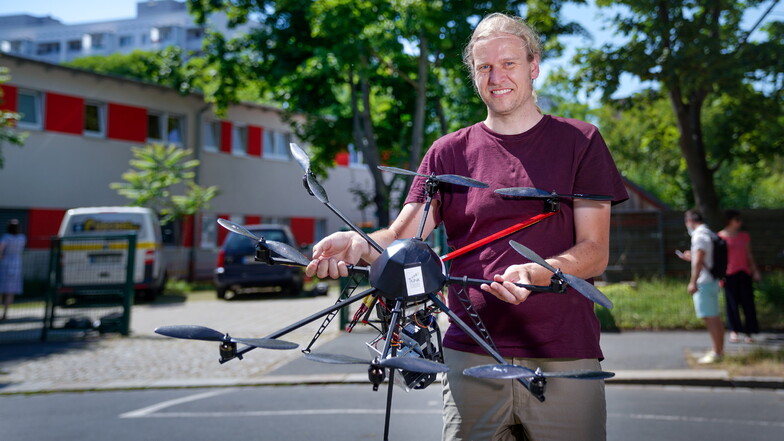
471,34,539,119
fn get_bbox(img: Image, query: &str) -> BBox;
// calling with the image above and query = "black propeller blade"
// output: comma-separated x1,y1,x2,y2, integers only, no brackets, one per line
508,240,614,309
154,325,299,350
304,352,449,374
378,166,489,189
217,218,310,267
463,364,615,380
495,187,613,201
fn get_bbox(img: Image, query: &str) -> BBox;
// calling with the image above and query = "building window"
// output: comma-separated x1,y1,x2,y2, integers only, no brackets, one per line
200,214,217,249
186,28,204,40
84,101,105,137
67,39,82,52
232,125,247,156
151,26,174,43
202,120,221,152
17,89,42,130
348,143,365,167
148,112,184,145
263,129,291,160
118,35,133,47
35,41,60,56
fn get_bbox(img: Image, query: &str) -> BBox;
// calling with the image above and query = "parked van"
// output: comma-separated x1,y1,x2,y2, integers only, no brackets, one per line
58,207,167,300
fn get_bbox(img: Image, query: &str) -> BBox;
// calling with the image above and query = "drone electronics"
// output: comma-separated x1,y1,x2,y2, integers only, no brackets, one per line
155,142,615,440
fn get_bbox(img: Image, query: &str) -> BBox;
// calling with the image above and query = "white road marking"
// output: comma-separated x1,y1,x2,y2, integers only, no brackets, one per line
124,408,441,418
609,413,784,428
119,389,236,418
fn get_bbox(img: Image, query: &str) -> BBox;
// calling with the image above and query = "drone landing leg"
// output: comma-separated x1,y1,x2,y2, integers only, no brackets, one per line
383,368,395,441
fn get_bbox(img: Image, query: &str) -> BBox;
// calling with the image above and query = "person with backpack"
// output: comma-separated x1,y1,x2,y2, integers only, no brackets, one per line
677,209,725,364
719,210,761,344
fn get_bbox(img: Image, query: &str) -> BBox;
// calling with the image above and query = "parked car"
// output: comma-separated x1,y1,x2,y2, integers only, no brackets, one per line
214,224,305,299
58,206,167,301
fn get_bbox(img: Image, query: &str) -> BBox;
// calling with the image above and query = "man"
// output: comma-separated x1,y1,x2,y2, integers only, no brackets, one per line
306,13,628,440
678,209,725,364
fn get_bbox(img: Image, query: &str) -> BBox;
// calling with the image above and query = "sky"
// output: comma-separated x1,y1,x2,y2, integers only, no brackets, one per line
1,0,781,99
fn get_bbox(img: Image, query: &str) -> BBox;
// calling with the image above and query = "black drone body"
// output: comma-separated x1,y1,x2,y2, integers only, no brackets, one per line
155,142,615,440
370,238,446,300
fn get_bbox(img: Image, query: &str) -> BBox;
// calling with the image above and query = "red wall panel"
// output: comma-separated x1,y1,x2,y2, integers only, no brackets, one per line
244,215,262,225
247,125,262,157
27,208,66,249
108,103,147,142
181,215,194,248
45,92,84,135
335,152,349,167
290,217,315,246
220,121,232,153
0,84,18,111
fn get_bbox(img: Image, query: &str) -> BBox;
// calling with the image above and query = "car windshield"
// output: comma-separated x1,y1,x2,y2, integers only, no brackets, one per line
224,229,290,254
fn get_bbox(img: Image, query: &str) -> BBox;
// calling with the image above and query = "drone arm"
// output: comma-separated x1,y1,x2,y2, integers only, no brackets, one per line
224,287,377,363
428,293,534,393
441,212,558,262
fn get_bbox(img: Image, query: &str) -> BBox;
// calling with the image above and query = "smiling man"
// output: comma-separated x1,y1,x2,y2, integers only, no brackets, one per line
306,13,628,441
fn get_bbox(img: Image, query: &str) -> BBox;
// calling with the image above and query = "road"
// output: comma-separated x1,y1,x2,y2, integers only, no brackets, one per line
2,385,782,441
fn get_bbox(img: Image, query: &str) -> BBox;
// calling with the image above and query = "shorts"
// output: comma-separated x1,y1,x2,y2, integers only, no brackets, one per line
442,348,606,441
692,280,720,318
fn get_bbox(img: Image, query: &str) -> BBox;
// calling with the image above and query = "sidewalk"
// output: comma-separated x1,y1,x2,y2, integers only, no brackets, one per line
1,293,782,394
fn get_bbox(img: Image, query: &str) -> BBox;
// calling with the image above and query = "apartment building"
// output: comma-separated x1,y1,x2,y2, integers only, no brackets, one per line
0,0,245,64
0,53,374,281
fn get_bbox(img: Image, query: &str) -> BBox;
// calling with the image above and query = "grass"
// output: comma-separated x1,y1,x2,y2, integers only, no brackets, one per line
597,271,784,331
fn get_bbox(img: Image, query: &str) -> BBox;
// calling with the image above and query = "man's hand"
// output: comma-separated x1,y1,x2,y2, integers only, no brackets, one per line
306,231,369,279
688,281,698,295
480,263,541,305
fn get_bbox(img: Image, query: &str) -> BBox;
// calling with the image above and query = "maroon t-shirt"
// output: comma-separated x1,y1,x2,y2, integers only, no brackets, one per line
404,116,628,358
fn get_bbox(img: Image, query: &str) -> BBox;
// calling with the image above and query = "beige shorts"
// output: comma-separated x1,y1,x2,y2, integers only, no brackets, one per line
442,348,607,441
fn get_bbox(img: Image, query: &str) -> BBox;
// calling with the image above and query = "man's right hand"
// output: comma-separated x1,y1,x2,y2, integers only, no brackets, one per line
305,231,370,279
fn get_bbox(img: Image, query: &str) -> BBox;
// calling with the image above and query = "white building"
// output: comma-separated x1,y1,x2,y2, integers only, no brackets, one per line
0,53,374,281
0,0,245,64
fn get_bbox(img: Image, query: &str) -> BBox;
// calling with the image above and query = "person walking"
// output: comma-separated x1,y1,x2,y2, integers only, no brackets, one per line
0,219,26,320
719,210,761,344
678,209,724,364
305,12,628,441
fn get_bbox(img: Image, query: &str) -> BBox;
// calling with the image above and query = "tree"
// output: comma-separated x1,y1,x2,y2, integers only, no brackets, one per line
0,67,27,169
573,0,783,227
64,47,196,94
110,143,219,225
185,0,587,225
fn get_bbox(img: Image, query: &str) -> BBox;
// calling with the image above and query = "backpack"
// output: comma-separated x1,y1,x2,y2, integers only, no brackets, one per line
708,232,728,280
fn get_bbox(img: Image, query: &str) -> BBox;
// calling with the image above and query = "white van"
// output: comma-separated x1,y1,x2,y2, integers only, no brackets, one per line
58,207,167,300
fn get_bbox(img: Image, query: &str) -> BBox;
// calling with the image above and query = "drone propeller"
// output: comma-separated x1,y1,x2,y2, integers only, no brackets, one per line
155,325,299,350
496,187,613,201
463,364,615,380
304,352,449,374
508,240,614,309
217,218,311,267
378,166,489,189
289,142,312,173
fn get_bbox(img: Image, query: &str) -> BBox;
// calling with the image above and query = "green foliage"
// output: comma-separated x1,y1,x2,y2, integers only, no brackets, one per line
65,47,196,94
598,273,784,330
110,143,219,224
0,67,27,168
571,0,783,221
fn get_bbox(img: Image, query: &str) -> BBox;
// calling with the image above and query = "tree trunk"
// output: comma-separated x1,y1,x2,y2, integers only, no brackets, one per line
350,63,390,227
668,90,722,229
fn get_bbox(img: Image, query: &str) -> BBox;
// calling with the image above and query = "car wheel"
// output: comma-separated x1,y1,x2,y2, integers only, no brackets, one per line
289,280,304,296
216,287,227,300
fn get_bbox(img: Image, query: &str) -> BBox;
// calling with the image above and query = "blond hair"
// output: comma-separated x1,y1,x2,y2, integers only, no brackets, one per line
462,13,542,79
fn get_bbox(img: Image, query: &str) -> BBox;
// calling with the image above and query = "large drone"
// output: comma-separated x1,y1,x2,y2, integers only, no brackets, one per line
155,143,615,440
